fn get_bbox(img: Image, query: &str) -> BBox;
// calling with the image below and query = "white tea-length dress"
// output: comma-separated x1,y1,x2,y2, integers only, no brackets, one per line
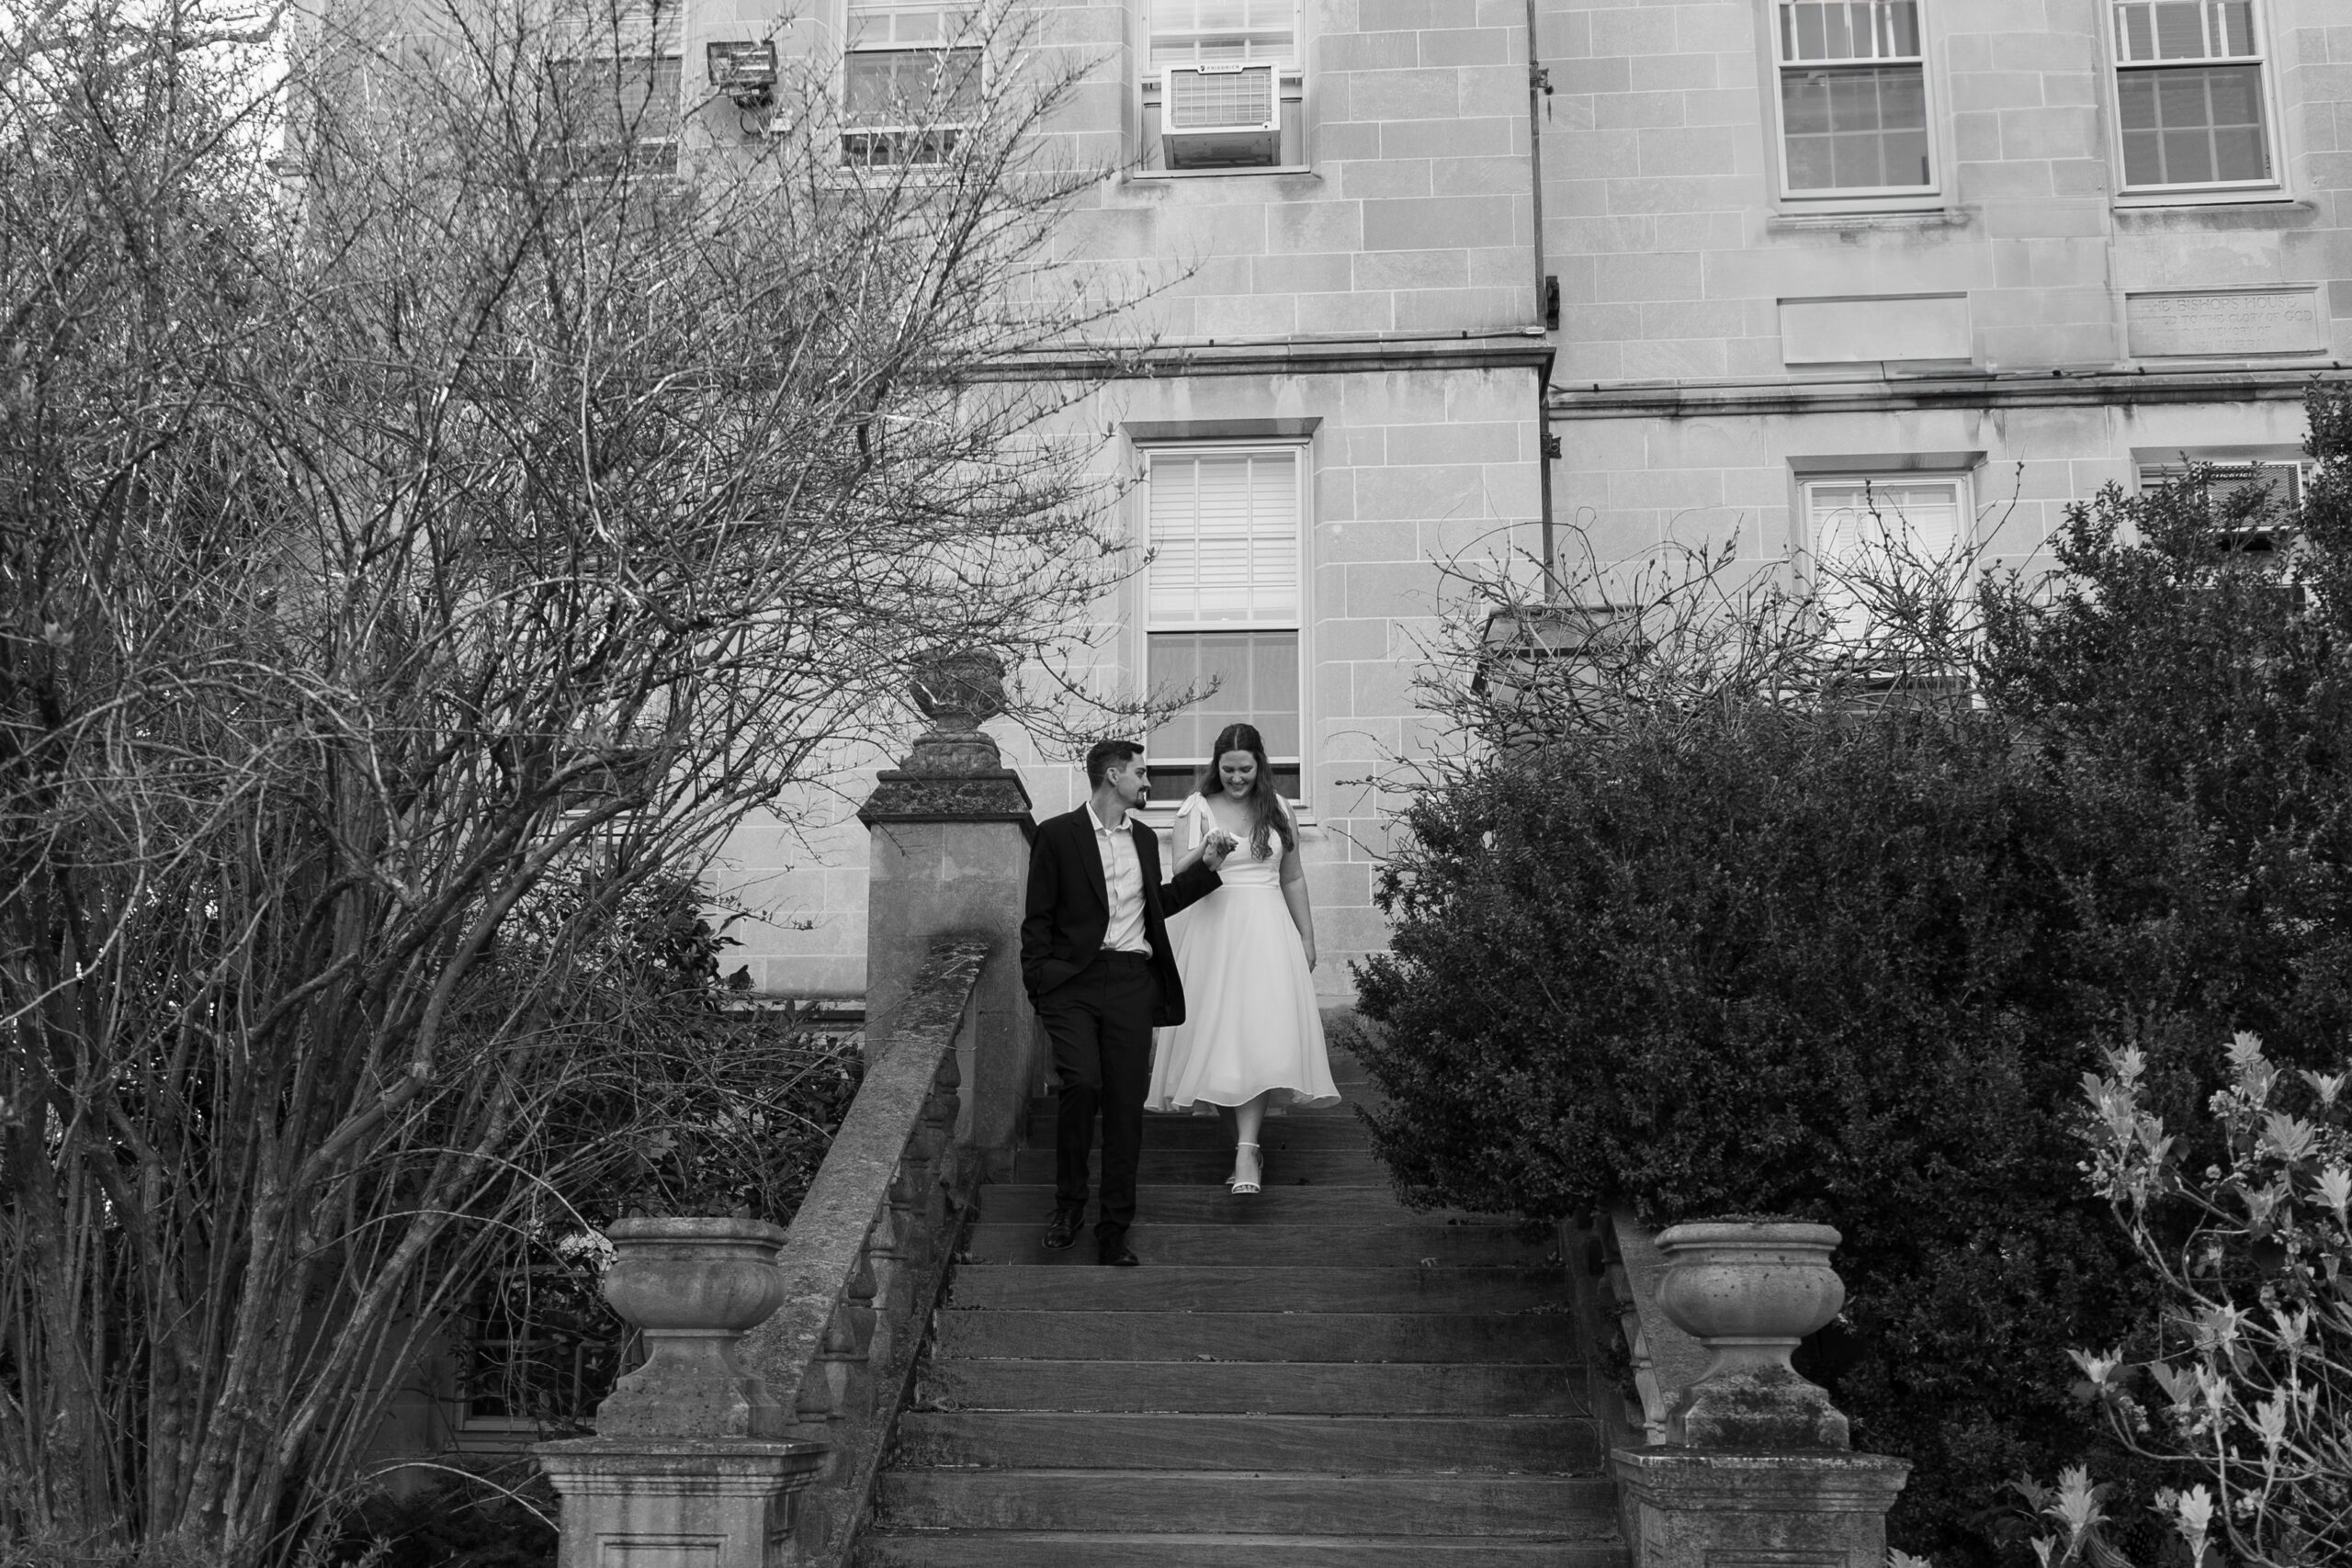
1146,793,1340,1113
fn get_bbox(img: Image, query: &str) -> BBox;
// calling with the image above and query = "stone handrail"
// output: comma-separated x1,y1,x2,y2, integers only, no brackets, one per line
735,937,989,1565
1585,1209,1707,1446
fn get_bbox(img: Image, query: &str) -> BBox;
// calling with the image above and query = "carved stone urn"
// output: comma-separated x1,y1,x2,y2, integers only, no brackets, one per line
592,1216,793,1439
902,649,1009,775
1653,1221,1850,1450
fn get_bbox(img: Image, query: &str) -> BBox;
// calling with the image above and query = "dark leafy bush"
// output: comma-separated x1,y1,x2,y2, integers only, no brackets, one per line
1354,705,2158,1561
1357,387,2352,1565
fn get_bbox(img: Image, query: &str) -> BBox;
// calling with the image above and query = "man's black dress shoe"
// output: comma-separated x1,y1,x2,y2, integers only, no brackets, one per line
1096,1229,1139,1267
1042,1208,1083,1250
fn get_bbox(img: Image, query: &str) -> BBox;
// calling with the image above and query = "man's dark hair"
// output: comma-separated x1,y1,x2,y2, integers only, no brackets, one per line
1085,738,1145,789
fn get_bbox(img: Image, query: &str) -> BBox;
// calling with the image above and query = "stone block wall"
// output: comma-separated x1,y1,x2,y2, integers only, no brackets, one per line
713,362,1546,1004
1539,0,2352,581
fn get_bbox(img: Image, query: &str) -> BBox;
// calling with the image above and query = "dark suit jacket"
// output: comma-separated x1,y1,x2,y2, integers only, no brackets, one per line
1021,805,1222,1027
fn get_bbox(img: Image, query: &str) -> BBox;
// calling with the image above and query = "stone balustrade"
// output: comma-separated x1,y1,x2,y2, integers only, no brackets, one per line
535,939,990,1568
738,938,988,1565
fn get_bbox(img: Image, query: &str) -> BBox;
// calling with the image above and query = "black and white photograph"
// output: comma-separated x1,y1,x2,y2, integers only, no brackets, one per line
5,1,2348,1564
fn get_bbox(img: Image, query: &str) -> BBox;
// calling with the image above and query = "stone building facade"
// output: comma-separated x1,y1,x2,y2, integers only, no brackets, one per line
703,0,2352,1002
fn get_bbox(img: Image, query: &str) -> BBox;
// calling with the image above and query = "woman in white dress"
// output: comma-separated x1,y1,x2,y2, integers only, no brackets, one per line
1145,723,1339,1194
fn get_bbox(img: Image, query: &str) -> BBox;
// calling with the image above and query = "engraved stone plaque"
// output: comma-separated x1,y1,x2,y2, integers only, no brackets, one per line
2127,288,2323,358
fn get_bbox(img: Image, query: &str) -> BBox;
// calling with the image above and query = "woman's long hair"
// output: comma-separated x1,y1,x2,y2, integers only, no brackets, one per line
1194,722,1294,860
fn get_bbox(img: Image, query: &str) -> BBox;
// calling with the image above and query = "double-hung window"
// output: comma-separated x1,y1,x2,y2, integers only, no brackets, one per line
550,0,682,175
459,1265,627,1433
1143,1,1303,172
1804,476,1967,646
2137,458,2304,555
1773,1,1935,199
842,1,984,166
2111,1,2275,193
1143,447,1304,801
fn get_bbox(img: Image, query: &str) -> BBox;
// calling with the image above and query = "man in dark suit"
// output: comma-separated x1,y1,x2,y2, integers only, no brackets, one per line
1021,739,1232,1265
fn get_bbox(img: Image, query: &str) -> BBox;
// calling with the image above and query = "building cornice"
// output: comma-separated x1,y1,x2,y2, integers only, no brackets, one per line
978,332,1556,382
1551,365,2352,420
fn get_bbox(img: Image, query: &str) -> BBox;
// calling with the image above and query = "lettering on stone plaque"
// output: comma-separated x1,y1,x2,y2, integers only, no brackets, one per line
2126,289,2323,358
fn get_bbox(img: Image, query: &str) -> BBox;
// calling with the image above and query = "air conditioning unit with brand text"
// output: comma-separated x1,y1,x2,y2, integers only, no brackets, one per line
1160,62,1279,169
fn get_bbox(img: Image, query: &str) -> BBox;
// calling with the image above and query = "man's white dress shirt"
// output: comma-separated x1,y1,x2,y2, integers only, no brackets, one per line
1086,800,1151,956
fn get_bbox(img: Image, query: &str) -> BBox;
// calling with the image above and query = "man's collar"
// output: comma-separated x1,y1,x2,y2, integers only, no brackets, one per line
1085,797,1125,835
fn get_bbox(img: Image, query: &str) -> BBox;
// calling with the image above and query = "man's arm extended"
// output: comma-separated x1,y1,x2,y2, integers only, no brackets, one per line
1019,825,1060,996
1160,852,1223,919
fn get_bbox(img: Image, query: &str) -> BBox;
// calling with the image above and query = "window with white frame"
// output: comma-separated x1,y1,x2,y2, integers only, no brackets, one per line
549,0,683,175
1773,1,1935,198
842,1,984,166
459,1265,628,1431
2136,457,2305,554
1144,447,1304,801
2111,1,2275,192
1804,476,1968,645
1142,0,1304,173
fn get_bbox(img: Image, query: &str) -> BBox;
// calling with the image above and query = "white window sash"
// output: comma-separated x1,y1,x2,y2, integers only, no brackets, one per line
1140,443,1306,769
1143,446,1304,632
1805,476,1970,638
1148,0,1300,68
1771,0,1938,200
1776,1,1925,65
2108,0,2277,193
2111,0,2260,63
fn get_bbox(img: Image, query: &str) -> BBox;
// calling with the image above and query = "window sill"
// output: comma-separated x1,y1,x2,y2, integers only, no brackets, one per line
1768,206,1969,232
1125,164,1317,183
2114,195,2313,223
1135,800,1320,831
2113,186,2297,209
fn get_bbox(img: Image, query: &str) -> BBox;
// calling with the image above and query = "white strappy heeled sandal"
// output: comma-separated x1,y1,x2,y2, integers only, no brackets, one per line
1228,1141,1261,1196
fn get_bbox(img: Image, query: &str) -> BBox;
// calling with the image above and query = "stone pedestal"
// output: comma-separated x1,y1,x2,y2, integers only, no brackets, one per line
858,655,1036,1171
1612,1449,1911,1568
535,1438,829,1568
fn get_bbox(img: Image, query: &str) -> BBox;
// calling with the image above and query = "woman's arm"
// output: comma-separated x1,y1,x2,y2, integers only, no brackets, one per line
1170,796,1209,875
1277,824,1317,971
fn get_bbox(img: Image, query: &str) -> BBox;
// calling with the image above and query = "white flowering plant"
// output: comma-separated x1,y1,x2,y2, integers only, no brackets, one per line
2051,1033,2352,1567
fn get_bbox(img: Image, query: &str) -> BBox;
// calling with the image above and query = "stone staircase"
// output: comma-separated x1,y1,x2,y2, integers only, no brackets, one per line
854,1043,1629,1565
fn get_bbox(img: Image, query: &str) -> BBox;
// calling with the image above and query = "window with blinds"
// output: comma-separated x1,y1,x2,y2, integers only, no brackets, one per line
1805,477,1967,642
842,2,984,165
2137,459,2304,555
1774,1,1934,197
548,0,682,174
1145,448,1303,797
2111,1,2274,190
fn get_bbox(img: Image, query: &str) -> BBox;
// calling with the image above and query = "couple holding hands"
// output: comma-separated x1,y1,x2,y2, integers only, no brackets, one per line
1018,724,1339,1266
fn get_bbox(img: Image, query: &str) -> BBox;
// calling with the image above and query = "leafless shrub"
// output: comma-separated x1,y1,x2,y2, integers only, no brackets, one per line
1,0,1149,1558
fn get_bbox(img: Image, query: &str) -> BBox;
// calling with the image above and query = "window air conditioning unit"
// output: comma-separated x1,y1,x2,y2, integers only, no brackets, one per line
1161,62,1279,169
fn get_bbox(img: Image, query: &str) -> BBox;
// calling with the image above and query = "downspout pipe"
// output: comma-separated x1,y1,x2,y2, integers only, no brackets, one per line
1525,0,1558,598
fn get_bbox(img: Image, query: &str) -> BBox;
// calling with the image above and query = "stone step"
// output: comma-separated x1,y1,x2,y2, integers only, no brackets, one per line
919,1359,1577,1416
948,1265,1569,1314
855,1530,1629,1567
978,1183,1466,1225
961,1222,1557,1268
1029,1114,1376,1150
1010,1147,1389,1185
933,1309,1579,1364
891,1410,1605,1473
874,1470,1620,1536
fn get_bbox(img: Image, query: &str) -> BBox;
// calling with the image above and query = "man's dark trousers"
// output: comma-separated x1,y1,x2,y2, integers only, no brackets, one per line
1037,952,1157,1235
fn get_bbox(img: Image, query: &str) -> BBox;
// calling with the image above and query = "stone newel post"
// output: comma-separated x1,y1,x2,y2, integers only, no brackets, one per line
856,650,1037,1170
1611,1222,1910,1568
535,1220,828,1568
